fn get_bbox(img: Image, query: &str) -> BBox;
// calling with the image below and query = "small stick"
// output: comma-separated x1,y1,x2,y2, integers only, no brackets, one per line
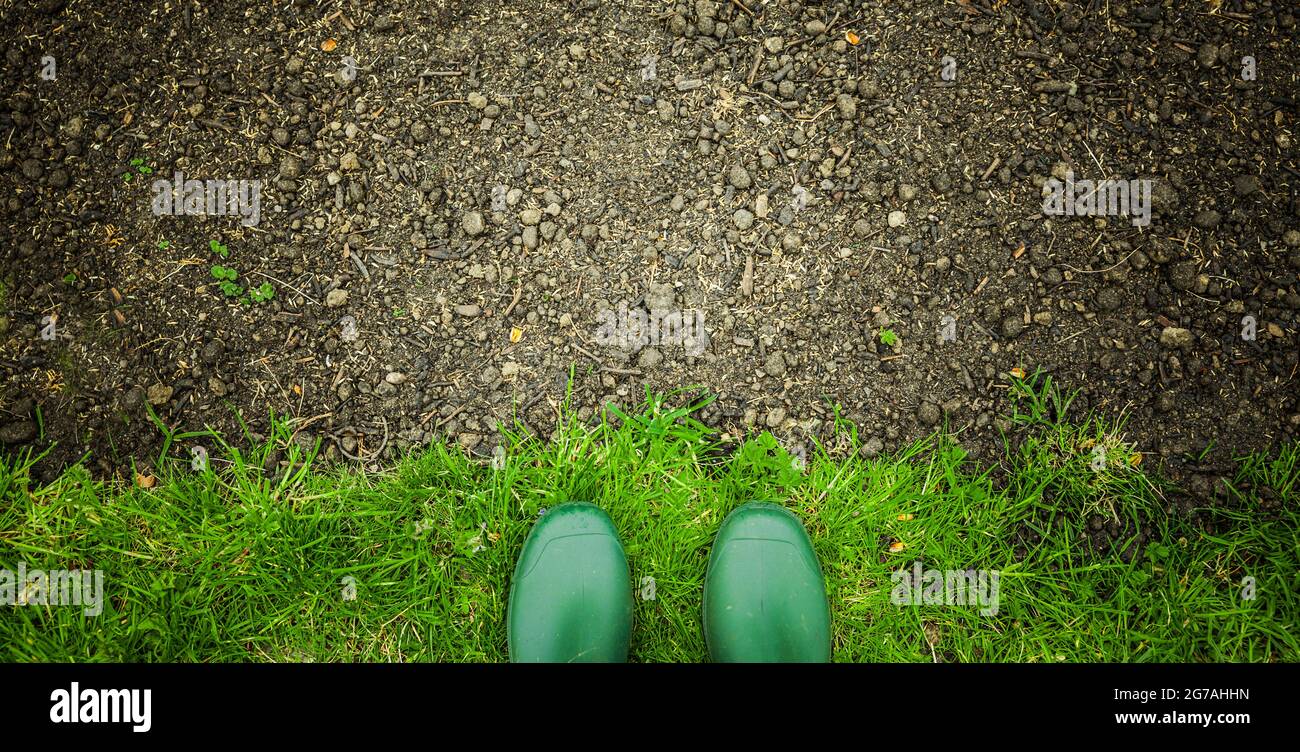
981,155,1001,181
502,285,523,319
433,404,467,429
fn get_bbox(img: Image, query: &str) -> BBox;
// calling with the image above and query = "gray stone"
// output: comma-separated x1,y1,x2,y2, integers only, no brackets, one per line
727,163,752,190
462,211,485,236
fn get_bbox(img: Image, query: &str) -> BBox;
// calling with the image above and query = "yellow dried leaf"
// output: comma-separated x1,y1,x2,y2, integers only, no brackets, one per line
510,326,523,343
1129,453,1143,467
135,473,155,488
322,38,337,52
845,31,860,45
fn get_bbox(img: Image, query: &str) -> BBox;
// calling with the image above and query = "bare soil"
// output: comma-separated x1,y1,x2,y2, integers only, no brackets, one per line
2,0,1298,503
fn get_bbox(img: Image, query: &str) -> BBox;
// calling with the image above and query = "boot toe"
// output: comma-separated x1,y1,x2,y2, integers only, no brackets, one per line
703,502,831,662
508,502,633,663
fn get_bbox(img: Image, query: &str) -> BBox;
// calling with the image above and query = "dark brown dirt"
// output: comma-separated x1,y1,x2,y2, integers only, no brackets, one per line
1,0,1298,491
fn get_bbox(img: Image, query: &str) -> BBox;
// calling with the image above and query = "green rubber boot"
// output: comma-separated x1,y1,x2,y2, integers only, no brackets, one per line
703,502,831,662
507,502,633,663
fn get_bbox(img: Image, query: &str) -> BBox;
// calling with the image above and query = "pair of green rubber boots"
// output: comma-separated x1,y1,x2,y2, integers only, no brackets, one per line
507,501,831,662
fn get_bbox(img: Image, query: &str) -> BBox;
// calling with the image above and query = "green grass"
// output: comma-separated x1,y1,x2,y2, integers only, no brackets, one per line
0,378,1296,663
